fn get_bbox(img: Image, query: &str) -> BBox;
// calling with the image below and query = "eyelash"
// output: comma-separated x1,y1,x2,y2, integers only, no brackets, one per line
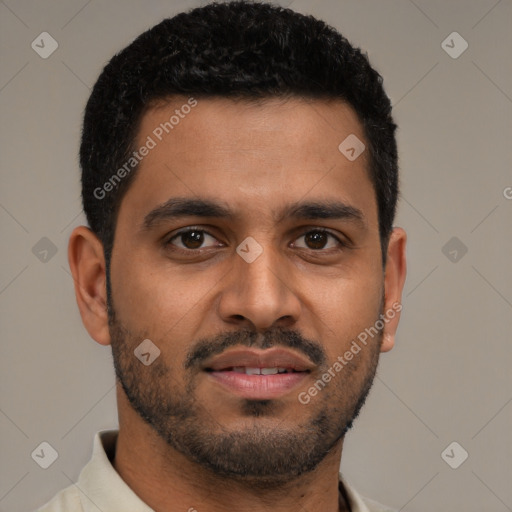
164,226,348,254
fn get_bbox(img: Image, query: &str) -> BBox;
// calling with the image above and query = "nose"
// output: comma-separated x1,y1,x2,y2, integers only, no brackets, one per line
217,242,302,331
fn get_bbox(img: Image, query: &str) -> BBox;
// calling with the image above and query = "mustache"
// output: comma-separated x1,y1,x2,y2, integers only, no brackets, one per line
184,326,327,370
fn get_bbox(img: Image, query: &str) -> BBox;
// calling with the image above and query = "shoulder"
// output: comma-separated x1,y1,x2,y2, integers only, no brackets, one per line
340,475,396,512
360,495,397,512
34,484,84,512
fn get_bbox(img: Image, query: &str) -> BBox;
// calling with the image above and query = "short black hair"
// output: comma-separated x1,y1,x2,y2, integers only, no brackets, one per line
80,0,398,269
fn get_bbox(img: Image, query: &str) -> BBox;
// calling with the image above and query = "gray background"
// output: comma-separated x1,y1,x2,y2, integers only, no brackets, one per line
1,0,511,510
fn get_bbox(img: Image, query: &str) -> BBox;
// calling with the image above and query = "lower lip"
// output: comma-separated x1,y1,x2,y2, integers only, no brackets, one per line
207,371,309,399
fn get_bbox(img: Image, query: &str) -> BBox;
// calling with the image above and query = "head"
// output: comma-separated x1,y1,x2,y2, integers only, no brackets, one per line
69,0,406,485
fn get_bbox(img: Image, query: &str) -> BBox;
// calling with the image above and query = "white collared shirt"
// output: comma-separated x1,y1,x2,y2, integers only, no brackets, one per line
36,430,395,512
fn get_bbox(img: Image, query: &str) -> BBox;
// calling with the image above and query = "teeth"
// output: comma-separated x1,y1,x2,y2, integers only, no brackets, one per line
231,367,292,375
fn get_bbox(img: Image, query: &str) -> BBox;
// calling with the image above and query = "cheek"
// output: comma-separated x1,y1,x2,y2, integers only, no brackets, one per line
110,254,178,325
111,253,217,345
313,275,383,360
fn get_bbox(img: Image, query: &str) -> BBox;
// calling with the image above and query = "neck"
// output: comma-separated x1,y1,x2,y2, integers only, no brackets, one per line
113,389,350,512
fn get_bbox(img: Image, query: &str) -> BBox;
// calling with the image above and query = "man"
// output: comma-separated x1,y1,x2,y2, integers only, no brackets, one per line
38,1,406,510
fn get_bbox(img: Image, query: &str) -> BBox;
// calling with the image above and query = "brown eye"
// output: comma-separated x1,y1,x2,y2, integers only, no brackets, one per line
305,231,328,249
166,228,219,251
294,229,343,251
180,230,204,249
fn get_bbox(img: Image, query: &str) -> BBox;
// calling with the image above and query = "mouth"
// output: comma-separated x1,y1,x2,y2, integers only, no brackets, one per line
210,366,304,375
203,348,313,399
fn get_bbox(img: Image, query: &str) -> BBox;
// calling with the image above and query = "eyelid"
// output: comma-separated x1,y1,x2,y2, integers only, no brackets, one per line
291,227,349,249
164,225,349,252
165,226,221,248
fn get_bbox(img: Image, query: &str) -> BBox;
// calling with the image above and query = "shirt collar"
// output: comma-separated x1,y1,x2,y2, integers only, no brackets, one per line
76,430,372,512
77,430,153,511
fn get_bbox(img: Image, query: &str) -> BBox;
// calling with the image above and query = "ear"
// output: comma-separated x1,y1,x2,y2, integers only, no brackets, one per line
67,226,111,346
380,227,407,353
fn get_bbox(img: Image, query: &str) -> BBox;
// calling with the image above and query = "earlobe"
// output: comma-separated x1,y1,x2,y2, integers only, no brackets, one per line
381,227,407,353
67,226,112,346
380,332,394,353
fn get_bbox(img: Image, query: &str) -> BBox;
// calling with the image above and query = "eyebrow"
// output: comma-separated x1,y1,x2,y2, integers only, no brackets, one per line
140,197,365,231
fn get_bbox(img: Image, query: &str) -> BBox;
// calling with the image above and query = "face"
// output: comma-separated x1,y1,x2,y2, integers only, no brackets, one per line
107,97,391,484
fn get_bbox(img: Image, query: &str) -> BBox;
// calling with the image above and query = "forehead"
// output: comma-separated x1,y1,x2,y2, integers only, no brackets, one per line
141,96,366,164
118,96,377,230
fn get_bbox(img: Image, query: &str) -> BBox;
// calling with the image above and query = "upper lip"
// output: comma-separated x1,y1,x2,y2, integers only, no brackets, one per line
203,348,314,372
